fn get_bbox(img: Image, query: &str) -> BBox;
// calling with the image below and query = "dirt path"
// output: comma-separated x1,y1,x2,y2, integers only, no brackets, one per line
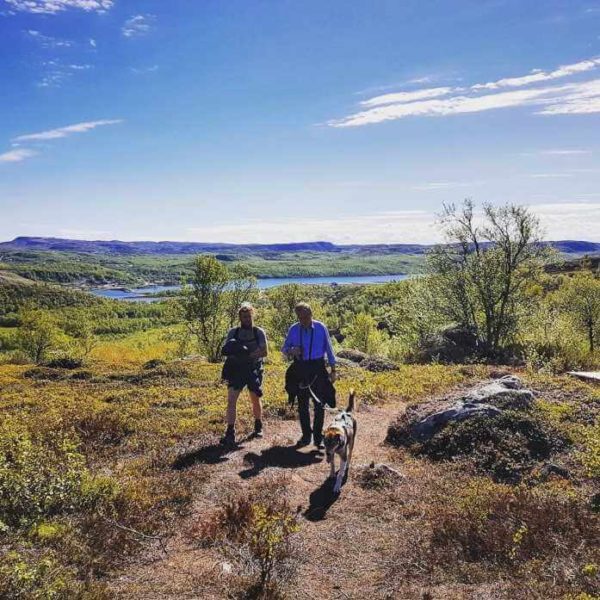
110,400,408,599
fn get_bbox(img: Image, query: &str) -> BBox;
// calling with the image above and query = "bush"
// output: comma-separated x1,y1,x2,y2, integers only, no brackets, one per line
0,549,109,600
45,356,84,370
0,419,97,528
429,478,600,595
195,474,300,597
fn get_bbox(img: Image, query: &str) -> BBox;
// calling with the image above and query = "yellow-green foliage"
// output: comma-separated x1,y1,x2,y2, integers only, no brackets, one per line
0,418,89,528
429,476,599,590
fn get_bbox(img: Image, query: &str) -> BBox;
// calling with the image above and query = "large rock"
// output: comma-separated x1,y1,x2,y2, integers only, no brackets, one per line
337,348,368,363
464,375,534,410
359,355,398,372
406,401,501,442
387,375,534,445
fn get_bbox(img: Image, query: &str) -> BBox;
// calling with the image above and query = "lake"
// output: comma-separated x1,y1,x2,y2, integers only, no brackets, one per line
90,274,410,301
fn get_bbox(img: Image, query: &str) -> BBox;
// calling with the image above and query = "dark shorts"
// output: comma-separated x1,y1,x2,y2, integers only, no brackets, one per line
226,365,264,397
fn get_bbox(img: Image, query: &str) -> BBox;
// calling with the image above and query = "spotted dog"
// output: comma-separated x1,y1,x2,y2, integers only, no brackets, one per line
323,390,357,494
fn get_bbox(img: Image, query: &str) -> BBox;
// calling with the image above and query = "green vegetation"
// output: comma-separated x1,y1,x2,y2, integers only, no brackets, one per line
0,248,424,286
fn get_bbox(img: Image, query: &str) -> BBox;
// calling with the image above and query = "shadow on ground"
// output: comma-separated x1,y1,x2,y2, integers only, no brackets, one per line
172,439,248,470
239,444,323,479
303,477,342,521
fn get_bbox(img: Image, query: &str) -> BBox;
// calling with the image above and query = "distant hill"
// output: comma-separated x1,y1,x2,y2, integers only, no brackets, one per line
1,236,598,256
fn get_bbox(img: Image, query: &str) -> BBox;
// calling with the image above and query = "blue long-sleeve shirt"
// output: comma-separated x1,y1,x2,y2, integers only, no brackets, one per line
281,320,336,366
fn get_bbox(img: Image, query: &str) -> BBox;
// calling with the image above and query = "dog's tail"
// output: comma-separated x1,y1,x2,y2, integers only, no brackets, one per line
346,389,357,413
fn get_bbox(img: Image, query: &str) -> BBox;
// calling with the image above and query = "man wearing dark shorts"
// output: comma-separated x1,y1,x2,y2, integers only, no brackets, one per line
220,303,268,446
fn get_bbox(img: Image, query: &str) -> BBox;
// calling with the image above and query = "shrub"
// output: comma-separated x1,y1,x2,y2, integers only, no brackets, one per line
195,474,300,597
45,356,84,370
0,549,102,600
142,358,166,370
0,419,103,528
429,478,600,595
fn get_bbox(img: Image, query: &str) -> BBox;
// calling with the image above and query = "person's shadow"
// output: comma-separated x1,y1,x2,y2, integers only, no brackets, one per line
239,444,323,479
303,476,342,521
172,437,250,470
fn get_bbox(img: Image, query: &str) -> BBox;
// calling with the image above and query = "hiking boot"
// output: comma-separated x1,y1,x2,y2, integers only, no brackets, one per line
296,435,311,447
220,426,236,447
314,439,325,452
253,419,264,438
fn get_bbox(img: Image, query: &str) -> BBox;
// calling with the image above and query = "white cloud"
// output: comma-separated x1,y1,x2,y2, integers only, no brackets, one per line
472,58,600,90
26,29,73,48
332,58,600,127
531,173,574,178
540,149,591,155
184,203,600,244
89,38,96,47
412,181,483,191
0,148,37,163
130,65,159,75
13,119,122,143
122,14,155,38
360,87,454,108
6,0,113,14
331,84,568,127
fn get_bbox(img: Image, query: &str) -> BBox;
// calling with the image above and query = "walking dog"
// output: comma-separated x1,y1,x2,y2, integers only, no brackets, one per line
323,390,357,494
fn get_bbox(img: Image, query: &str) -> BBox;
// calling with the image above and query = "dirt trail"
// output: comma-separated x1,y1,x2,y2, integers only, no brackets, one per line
110,400,407,599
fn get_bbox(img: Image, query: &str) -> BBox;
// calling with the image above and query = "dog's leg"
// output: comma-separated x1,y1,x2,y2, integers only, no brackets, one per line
333,452,348,494
329,455,336,479
333,458,346,494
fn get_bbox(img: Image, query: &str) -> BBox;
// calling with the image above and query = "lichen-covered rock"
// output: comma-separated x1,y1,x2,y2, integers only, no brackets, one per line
464,375,534,410
359,355,398,372
385,375,567,482
337,348,368,363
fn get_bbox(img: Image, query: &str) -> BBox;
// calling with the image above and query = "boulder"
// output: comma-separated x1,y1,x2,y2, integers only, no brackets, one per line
359,355,398,372
406,401,502,442
387,375,533,445
464,375,534,410
335,357,361,369
337,348,368,363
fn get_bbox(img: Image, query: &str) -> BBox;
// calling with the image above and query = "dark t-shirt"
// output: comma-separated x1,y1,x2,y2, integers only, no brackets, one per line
225,326,268,362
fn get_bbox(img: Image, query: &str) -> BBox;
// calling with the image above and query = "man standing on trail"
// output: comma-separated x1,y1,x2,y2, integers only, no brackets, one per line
220,303,268,446
282,302,337,450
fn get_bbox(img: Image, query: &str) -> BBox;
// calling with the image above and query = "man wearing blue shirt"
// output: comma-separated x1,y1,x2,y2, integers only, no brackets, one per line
282,302,337,450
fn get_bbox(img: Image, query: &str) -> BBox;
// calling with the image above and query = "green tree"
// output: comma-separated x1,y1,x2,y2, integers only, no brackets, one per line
62,312,98,359
553,271,600,353
343,312,385,355
16,308,64,364
265,284,305,342
427,200,548,355
179,256,256,362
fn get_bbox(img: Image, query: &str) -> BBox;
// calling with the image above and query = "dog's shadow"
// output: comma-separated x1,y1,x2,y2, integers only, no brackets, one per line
303,473,347,521
239,444,323,479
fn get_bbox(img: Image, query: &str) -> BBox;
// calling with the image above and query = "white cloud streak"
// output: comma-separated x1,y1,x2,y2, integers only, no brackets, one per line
540,149,591,155
6,0,113,14
361,86,454,108
122,14,155,38
0,148,37,163
472,58,600,90
332,58,600,127
13,119,122,143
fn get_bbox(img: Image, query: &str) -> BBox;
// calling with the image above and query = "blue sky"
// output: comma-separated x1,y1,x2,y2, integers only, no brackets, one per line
0,0,599,243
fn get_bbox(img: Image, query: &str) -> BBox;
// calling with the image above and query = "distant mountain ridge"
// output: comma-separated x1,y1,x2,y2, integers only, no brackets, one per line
1,237,599,256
